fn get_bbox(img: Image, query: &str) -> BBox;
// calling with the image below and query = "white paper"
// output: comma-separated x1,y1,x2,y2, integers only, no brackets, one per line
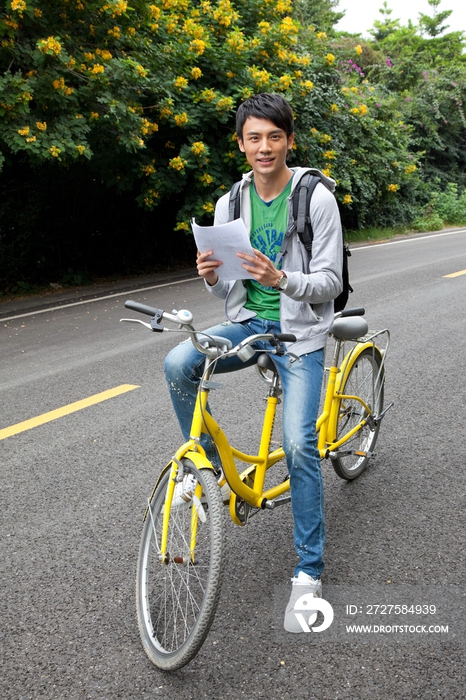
191,218,256,281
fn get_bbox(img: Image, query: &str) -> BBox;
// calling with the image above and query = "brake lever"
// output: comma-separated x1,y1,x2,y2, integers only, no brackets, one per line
120,318,155,331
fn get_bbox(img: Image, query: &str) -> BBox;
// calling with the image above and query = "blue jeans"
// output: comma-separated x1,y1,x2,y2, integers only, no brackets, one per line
164,317,325,579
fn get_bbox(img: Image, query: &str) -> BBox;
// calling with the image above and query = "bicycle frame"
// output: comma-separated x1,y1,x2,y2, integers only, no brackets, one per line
160,327,389,534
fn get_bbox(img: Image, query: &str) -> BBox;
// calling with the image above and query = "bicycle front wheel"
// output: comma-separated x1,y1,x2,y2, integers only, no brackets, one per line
136,459,225,671
330,346,384,480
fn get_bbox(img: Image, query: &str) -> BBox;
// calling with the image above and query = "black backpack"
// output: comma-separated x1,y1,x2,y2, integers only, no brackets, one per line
228,172,352,312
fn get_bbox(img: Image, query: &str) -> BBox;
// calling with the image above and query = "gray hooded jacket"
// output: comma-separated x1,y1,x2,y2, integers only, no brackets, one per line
206,167,343,356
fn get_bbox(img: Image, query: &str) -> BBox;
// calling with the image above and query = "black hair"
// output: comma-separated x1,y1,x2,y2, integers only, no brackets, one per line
236,93,294,141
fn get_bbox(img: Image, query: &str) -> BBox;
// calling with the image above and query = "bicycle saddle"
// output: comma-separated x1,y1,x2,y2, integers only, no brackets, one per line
330,316,368,340
256,353,278,373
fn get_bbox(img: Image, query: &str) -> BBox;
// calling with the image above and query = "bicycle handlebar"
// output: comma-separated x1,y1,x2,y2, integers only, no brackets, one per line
338,307,365,318
121,300,366,359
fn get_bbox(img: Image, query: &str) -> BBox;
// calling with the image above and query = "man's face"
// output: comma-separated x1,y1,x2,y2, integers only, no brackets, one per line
237,116,294,178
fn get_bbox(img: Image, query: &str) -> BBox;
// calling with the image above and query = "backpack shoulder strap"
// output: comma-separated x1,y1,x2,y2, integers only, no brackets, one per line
228,180,242,222
293,173,321,252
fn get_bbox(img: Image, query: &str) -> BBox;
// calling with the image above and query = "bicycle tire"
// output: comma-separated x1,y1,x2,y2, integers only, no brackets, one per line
136,459,225,671
330,346,384,480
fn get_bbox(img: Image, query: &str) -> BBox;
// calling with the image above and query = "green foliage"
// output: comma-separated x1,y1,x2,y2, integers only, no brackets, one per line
369,1,401,42
293,0,345,34
433,182,466,223
412,181,466,231
1,0,466,288
418,0,452,37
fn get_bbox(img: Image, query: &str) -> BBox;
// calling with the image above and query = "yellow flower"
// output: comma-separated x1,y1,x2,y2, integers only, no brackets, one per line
174,76,188,90
276,0,292,13
107,26,121,39
18,126,30,136
278,74,294,89
405,164,417,174
36,121,47,131
76,145,86,155
259,21,270,35
11,0,27,13
279,16,299,38
34,8,42,18
142,164,156,175
191,142,206,156
330,103,339,113
143,190,159,206
317,31,327,41
325,53,335,65
247,66,271,88
299,80,313,95
216,96,234,112
358,104,368,115
90,112,99,119
37,36,62,56
189,39,206,55
388,183,400,192
226,30,246,53
141,118,158,135
91,64,105,74
26,136,37,142
169,156,187,170
200,172,213,185
148,5,161,20
203,202,214,213
322,168,331,178
323,150,336,160
200,88,217,102
191,67,202,80
213,0,239,27
174,112,189,126
355,45,363,55
95,49,112,61
342,194,352,205
50,146,61,157
175,221,190,231
135,64,148,77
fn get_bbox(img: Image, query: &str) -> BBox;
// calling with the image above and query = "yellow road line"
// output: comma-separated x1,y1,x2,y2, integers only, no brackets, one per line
444,269,466,278
0,384,139,441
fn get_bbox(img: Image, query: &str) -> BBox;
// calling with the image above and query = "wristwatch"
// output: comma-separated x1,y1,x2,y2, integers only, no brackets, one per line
274,271,288,291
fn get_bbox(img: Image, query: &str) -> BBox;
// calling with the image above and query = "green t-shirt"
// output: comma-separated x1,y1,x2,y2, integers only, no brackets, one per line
244,178,292,321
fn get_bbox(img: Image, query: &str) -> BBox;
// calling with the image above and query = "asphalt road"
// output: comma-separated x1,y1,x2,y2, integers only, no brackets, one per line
2,229,465,699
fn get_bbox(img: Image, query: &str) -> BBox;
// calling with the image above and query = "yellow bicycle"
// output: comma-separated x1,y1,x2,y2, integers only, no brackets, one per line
121,301,391,671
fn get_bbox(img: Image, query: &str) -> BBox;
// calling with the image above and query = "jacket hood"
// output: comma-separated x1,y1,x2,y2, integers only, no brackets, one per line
240,167,336,194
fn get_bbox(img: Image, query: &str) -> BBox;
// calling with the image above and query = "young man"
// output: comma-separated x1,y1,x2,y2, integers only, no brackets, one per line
164,93,343,632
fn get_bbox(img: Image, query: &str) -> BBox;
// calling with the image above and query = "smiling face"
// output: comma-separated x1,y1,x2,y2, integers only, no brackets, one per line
237,116,295,181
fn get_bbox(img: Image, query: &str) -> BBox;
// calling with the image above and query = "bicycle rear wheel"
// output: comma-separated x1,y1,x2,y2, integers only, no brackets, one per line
136,459,225,671
330,346,384,480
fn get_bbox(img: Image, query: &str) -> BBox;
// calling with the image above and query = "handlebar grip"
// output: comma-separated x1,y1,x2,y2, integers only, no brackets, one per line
339,307,365,318
125,300,160,317
275,333,297,343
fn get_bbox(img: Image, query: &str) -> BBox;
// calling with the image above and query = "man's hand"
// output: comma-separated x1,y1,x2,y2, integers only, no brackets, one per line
196,250,222,287
237,249,282,288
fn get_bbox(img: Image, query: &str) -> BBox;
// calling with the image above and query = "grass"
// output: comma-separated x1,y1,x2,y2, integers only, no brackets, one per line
345,224,415,244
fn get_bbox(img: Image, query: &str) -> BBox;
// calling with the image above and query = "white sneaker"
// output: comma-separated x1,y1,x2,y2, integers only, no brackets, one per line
284,571,322,633
171,473,197,509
